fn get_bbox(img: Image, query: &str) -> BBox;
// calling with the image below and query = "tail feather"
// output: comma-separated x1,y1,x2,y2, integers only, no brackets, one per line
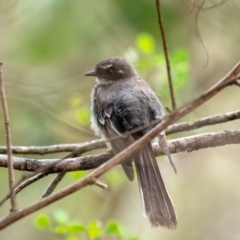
134,142,177,229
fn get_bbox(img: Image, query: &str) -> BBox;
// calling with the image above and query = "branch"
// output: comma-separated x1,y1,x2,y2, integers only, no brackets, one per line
165,109,240,134
0,62,239,229
41,172,66,198
0,130,239,173
0,63,17,212
155,0,176,109
42,151,83,198
0,129,239,207
0,172,48,206
0,152,111,172
0,129,239,228
0,109,239,155
0,139,105,155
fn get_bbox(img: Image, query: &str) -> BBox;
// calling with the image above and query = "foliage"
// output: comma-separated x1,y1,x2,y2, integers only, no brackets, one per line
34,210,139,240
125,32,189,105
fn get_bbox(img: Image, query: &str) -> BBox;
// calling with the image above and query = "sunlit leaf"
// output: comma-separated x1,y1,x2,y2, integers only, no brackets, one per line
75,107,90,124
104,220,124,236
136,33,155,54
67,222,86,234
69,171,87,180
88,221,103,239
34,214,51,229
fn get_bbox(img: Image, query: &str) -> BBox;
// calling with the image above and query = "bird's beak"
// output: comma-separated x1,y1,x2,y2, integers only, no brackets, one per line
85,70,96,76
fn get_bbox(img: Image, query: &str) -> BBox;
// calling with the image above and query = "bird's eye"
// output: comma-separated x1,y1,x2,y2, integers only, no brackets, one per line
106,67,114,74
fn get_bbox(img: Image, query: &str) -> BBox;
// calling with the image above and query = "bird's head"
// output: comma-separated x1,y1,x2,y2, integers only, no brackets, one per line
85,57,137,84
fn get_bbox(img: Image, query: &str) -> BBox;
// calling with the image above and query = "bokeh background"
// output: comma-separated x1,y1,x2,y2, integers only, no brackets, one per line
0,0,240,239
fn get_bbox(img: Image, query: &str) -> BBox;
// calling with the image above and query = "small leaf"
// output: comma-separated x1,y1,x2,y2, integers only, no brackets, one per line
34,214,51,229
54,209,69,224
136,33,155,54
104,220,124,236
69,171,87,180
75,107,90,124
88,221,102,239
67,222,86,234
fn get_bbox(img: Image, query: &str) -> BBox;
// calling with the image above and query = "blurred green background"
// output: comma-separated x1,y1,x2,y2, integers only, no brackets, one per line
0,0,240,239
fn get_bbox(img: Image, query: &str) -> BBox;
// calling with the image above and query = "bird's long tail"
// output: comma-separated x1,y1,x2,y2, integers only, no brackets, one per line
134,142,177,229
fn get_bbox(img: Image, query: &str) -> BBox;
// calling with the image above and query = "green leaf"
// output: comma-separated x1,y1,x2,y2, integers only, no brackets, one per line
67,222,86,234
87,221,103,239
171,49,189,91
54,226,68,234
136,33,155,54
34,214,51,229
75,107,90,124
69,171,87,180
104,220,124,236
54,209,70,224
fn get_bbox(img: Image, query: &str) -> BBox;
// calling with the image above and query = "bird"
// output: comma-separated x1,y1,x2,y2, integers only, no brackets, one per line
85,56,177,229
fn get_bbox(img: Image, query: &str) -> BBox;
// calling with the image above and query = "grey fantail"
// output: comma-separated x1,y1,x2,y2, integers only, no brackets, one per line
85,56,177,229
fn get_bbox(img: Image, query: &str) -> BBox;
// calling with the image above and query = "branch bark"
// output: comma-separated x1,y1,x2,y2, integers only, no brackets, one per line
155,0,176,109
0,130,239,173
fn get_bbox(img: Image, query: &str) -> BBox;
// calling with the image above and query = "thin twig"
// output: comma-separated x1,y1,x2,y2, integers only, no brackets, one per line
42,151,84,198
155,0,177,109
191,0,229,11
90,178,108,189
0,63,17,212
165,109,240,134
42,172,66,198
0,172,48,206
0,139,105,155
193,0,209,68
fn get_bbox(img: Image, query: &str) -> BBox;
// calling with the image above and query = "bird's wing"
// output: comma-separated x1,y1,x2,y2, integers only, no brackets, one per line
94,99,136,181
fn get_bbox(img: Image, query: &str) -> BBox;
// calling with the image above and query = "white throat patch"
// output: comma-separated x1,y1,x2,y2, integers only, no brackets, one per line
96,77,114,85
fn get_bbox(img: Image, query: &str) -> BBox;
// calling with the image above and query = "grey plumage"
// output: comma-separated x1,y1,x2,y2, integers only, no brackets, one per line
85,56,177,228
